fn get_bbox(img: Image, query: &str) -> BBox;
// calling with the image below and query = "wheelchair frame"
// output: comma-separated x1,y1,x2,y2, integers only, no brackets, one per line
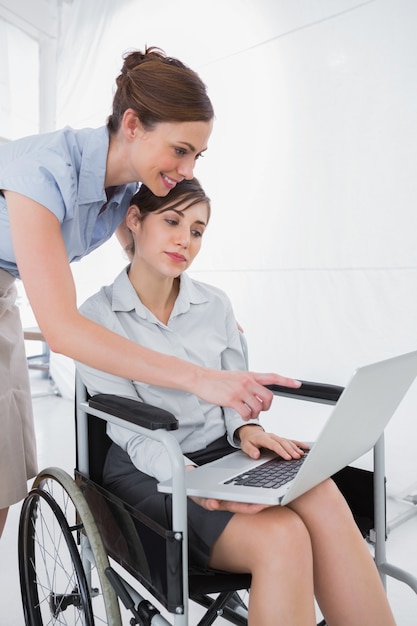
18,375,417,625
19,375,254,626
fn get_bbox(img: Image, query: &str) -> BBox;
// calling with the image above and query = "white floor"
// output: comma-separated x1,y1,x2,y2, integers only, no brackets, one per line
1,372,417,625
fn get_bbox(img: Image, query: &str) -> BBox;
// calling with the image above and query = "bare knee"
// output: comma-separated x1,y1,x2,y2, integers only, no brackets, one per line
210,506,313,575
312,477,345,503
253,506,312,562
289,478,358,533
316,479,354,517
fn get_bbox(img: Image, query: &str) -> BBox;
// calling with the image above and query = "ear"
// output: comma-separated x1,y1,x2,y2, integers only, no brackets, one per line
121,109,145,139
125,204,142,231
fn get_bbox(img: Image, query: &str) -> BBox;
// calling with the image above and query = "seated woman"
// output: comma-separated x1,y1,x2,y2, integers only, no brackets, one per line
77,179,396,626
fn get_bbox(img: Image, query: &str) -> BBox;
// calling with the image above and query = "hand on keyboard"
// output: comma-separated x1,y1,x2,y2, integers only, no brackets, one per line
236,424,310,461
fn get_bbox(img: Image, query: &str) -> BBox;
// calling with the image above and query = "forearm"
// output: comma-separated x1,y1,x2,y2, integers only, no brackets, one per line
39,305,299,420
47,310,202,393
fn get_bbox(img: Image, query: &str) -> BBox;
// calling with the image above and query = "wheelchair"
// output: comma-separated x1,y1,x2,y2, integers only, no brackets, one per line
18,371,384,626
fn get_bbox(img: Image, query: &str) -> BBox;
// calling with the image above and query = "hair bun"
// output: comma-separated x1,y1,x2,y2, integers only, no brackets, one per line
121,47,167,74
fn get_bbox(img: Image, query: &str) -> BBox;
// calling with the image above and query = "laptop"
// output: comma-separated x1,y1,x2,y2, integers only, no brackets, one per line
158,350,417,505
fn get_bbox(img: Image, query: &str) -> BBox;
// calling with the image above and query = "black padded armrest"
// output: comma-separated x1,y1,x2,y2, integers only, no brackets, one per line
88,394,179,430
266,380,344,405
88,381,343,431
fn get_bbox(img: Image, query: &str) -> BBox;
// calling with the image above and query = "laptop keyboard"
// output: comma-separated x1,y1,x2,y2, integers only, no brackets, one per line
223,451,309,489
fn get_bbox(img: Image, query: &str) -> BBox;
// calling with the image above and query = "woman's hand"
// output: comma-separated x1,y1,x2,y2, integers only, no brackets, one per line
185,465,270,514
237,424,309,461
195,369,301,420
190,495,271,514
184,424,309,515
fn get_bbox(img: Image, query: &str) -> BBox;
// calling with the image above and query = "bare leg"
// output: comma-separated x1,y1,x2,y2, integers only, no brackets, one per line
288,479,396,626
209,505,317,626
0,507,8,538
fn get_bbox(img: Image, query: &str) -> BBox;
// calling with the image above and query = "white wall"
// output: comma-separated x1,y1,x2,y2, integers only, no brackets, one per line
0,18,39,138
56,0,417,376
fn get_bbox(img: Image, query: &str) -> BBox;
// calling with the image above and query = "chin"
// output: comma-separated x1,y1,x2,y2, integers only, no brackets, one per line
140,178,169,197
152,186,171,198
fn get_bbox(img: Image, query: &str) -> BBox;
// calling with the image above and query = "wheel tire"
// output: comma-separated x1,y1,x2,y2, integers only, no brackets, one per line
19,467,122,625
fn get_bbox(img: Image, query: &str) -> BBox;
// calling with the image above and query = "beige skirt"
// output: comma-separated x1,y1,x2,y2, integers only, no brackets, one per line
0,268,38,509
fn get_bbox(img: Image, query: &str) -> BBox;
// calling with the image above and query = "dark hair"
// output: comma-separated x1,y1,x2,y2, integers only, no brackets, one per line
125,178,211,257
107,47,214,133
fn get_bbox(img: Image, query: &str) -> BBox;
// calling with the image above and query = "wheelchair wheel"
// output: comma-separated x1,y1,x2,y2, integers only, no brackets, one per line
18,467,122,625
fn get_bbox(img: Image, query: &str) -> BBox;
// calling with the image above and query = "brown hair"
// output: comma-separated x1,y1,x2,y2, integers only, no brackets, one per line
125,178,211,257
107,47,214,133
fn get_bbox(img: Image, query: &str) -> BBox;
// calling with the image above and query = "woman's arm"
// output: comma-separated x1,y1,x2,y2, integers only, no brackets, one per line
6,191,299,418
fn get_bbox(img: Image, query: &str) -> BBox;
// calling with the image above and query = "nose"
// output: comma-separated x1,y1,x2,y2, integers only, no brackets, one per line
177,156,195,180
176,224,190,248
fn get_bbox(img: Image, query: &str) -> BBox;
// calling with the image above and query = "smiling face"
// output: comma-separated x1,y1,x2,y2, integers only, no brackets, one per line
124,115,213,196
127,197,210,281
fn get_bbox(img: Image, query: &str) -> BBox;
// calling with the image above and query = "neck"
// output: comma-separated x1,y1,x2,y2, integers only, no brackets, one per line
128,263,180,325
105,132,136,187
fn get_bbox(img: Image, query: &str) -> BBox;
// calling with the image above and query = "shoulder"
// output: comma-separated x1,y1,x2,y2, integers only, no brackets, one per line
0,127,109,219
0,126,85,159
79,283,114,322
79,267,133,321
184,273,233,309
0,126,107,177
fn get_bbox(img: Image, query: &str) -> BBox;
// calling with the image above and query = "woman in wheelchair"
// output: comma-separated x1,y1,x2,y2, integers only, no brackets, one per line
77,179,396,626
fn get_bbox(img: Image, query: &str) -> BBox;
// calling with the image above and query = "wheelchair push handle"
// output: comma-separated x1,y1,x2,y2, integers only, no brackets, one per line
266,380,344,405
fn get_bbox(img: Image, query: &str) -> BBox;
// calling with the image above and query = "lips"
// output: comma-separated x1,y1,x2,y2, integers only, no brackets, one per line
161,173,179,189
165,251,186,263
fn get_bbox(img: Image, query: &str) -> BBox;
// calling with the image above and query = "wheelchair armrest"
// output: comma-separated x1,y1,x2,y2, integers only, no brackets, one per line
266,380,344,405
88,394,179,430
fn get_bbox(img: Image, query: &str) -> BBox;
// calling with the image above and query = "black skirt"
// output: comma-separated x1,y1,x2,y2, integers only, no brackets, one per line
102,435,236,569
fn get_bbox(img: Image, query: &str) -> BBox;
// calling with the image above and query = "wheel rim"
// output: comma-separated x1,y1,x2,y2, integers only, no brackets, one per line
19,488,94,625
19,470,121,625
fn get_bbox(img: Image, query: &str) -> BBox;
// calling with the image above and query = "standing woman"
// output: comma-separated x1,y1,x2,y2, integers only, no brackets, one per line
0,47,297,537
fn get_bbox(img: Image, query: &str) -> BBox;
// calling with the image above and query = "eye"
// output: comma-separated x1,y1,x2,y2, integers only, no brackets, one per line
195,152,204,160
164,218,179,226
191,229,204,238
175,147,187,156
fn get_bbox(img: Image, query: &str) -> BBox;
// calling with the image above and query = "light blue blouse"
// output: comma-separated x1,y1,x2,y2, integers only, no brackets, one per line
77,268,257,482
0,126,137,277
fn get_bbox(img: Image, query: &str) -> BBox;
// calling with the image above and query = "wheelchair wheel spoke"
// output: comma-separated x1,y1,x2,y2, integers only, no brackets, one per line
19,469,122,625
